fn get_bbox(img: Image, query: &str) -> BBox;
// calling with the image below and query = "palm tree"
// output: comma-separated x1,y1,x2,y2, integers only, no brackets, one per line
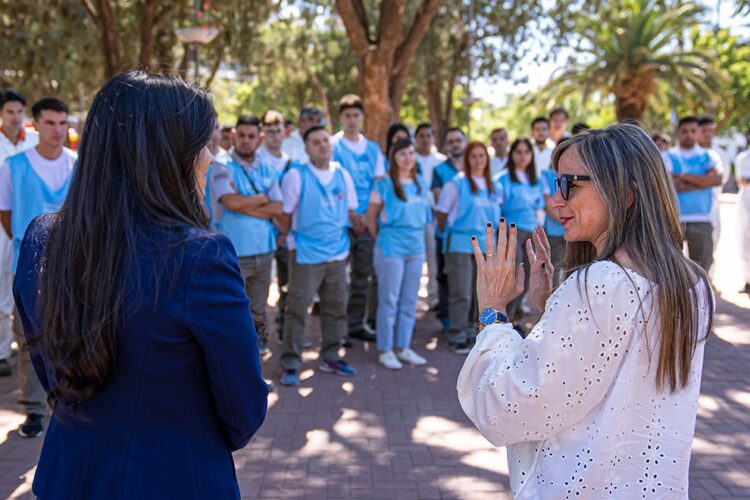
543,0,726,122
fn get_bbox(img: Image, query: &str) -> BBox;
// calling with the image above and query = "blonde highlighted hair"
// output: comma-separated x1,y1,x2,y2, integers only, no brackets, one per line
552,123,713,393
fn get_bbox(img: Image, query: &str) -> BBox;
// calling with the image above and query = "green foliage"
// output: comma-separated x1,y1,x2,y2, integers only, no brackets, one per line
0,2,102,107
687,27,750,132
540,0,726,121
2,0,746,139
210,5,358,127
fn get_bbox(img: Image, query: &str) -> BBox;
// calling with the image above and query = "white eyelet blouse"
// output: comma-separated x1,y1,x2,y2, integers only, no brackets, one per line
457,261,711,499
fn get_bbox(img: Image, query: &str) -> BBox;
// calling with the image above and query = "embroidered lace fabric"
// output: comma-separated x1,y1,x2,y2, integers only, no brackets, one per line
457,261,710,499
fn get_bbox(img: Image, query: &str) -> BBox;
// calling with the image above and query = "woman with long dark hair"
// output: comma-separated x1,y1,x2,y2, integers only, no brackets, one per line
496,137,545,324
13,72,268,499
384,123,411,160
436,141,501,354
365,138,431,369
459,124,713,497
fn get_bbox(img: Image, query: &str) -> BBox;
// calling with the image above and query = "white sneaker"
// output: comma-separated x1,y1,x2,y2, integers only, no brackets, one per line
378,351,403,370
396,348,427,366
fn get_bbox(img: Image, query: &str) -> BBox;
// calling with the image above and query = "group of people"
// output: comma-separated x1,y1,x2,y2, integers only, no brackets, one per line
0,71,745,498
203,97,743,386
0,82,748,431
202,99,584,386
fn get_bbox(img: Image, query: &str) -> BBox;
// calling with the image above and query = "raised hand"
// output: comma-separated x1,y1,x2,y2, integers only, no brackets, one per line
471,219,525,316
525,225,554,313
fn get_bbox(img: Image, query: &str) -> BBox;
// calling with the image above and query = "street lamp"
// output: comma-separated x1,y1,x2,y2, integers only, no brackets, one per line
175,0,219,82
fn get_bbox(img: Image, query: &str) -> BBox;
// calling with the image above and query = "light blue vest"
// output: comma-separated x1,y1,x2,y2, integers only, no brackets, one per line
540,169,564,237
432,160,459,189
332,138,381,214
668,150,713,216
214,159,278,257
294,164,350,265
8,151,73,272
497,170,544,233
433,160,459,238
375,177,431,257
445,174,501,254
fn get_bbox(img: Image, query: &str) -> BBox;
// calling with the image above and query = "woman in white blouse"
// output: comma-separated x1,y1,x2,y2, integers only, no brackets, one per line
457,123,713,499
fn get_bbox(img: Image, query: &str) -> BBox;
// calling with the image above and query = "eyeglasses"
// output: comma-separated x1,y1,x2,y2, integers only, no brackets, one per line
555,174,591,200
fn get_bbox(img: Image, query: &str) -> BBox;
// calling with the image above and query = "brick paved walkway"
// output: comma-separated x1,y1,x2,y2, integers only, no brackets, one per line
0,198,747,499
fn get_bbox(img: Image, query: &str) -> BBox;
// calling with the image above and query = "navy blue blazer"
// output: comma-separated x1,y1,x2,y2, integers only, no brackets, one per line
13,217,269,499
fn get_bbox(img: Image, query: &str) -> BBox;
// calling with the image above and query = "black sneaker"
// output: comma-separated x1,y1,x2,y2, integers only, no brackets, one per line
18,414,43,438
449,342,471,355
348,328,376,343
0,359,10,377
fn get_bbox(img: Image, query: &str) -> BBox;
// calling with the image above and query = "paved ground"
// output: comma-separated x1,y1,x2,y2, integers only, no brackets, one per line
0,196,747,499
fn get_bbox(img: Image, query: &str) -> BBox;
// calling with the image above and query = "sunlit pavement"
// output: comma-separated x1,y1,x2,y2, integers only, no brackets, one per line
0,195,747,499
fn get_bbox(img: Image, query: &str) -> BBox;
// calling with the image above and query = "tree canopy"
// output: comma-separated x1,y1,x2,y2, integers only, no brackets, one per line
1,0,748,137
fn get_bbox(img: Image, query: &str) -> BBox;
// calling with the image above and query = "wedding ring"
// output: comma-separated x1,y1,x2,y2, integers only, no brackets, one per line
487,253,496,257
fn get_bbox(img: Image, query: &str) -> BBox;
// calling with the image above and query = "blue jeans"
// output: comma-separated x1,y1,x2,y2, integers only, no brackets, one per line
373,247,424,353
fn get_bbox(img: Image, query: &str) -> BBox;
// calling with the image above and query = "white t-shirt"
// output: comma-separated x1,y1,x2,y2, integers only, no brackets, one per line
490,156,508,177
662,146,720,223
332,132,386,178
0,128,39,167
436,176,499,226
281,161,358,261
533,139,555,176
416,150,447,208
281,130,308,164
736,149,750,179
0,147,76,211
661,145,719,174
257,146,290,174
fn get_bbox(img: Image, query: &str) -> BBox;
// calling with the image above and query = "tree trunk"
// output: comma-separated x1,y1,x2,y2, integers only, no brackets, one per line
308,69,333,132
426,77,453,152
614,73,655,122
424,35,464,151
139,0,157,72
360,50,396,149
154,28,176,74
83,0,122,78
336,0,441,147
204,54,222,89
177,46,192,80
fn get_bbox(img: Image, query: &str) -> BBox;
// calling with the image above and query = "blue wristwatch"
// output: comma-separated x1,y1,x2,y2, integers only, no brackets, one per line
479,308,508,327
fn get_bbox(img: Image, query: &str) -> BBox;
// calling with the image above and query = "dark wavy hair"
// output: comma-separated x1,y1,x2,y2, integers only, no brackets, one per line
507,137,538,185
385,123,411,159
36,72,215,410
388,138,420,201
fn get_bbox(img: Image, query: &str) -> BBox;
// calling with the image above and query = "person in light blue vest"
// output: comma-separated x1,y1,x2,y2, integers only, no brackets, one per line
496,137,545,324
437,142,502,354
661,116,723,272
331,94,385,343
278,126,359,387
365,138,431,370
541,167,566,286
430,127,467,332
0,97,74,438
207,115,283,354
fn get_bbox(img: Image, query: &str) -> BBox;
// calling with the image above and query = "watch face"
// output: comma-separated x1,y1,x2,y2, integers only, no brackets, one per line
479,308,497,325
